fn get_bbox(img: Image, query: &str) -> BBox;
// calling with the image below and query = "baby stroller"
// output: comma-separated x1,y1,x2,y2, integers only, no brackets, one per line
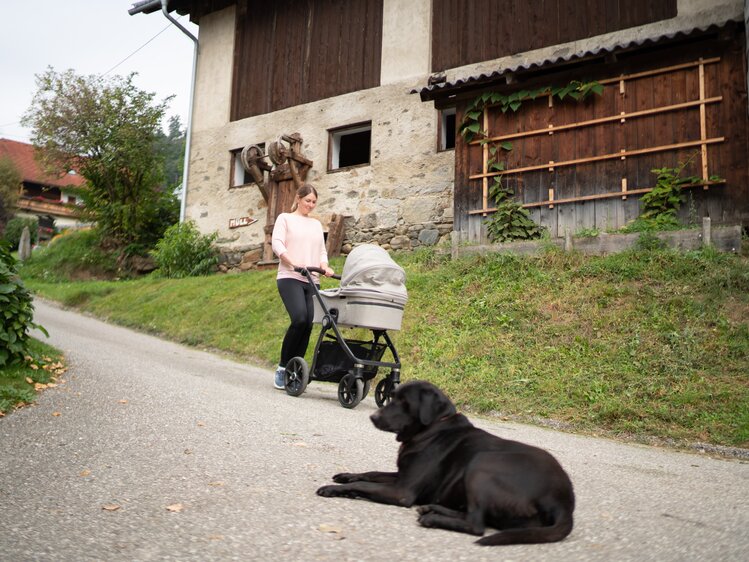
283,244,407,409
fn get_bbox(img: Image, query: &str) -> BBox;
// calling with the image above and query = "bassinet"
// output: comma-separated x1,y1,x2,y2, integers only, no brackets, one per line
312,244,408,331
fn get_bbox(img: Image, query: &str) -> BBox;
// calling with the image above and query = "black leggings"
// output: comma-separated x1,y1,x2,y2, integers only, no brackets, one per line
277,278,318,367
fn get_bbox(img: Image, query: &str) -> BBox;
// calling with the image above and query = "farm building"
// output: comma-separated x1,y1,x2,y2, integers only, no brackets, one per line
130,0,748,267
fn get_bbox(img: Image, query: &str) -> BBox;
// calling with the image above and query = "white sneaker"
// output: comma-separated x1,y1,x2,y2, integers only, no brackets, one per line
274,367,285,390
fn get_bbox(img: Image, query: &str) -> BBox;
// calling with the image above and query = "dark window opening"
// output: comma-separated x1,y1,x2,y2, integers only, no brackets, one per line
330,124,372,170
440,108,456,151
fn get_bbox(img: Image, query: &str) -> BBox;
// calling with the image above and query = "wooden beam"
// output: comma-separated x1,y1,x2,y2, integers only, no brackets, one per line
698,59,710,187
469,97,722,145
469,137,725,180
467,180,726,214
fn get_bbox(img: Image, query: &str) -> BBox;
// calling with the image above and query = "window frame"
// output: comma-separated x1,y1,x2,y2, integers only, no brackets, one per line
438,107,456,152
327,121,372,172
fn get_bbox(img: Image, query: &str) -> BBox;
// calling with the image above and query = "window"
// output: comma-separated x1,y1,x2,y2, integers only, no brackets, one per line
329,123,372,171
439,108,456,151
230,143,265,188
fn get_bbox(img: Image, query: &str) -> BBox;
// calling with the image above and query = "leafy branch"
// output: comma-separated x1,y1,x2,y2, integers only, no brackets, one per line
459,80,604,142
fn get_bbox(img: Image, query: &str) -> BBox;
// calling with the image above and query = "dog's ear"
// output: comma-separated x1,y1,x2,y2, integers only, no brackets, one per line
418,384,456,426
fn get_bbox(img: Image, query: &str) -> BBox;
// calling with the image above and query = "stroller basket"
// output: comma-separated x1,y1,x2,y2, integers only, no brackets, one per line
315,337,388,382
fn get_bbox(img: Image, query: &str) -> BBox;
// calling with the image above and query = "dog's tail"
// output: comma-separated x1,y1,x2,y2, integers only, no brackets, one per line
474,507,573,546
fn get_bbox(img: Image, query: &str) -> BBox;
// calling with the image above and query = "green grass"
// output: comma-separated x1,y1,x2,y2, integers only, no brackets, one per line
20,243,749,449
0,338,66,415
19,229,119,282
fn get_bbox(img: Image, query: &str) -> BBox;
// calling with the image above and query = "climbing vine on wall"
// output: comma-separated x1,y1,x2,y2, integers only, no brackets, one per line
459,80,603,242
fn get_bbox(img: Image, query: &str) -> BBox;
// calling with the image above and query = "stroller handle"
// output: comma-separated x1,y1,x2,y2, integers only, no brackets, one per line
295,266,341,280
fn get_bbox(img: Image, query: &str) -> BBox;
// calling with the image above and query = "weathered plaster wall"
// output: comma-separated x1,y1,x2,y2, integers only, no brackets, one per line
184,0,741,267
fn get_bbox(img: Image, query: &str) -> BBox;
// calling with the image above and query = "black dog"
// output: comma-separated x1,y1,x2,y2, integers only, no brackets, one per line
316,381,575,545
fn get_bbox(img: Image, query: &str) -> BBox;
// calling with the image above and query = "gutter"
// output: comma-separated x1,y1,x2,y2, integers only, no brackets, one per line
129,0,198,223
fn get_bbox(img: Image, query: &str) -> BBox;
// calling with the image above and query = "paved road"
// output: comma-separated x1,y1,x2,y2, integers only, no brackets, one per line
1,300,747,561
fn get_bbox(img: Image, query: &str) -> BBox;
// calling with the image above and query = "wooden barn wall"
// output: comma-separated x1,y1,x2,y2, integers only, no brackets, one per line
432,0,677,72
231,0,383,120
454,32,749,242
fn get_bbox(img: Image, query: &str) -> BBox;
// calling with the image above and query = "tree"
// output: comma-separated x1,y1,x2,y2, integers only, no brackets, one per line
0,157,21,234
155,115,186,191
22,68,175,248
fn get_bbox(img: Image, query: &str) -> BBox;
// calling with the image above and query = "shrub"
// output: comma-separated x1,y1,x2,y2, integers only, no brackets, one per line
0,240,48,367
152,220,218,278
3,216,39,249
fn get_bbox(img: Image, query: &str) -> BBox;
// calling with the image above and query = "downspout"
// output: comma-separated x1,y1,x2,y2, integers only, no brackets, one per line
129,0,198,223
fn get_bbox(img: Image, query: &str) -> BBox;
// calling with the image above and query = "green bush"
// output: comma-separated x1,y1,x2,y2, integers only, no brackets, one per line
0,240,48,367
152,220,218,278
3,216,39,249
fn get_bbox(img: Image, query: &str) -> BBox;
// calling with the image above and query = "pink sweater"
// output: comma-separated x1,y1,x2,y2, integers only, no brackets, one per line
271,213,328,282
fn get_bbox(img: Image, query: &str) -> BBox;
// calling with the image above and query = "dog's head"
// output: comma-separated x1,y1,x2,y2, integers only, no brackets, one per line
370,381,456,442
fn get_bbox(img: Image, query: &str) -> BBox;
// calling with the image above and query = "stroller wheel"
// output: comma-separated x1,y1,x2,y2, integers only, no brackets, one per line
375,378,397,408
362,378,372,399
284,357,309,397
337,374,364,409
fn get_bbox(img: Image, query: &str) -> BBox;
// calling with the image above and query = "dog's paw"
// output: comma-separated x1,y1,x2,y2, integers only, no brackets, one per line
417,513,438,528
332,473,355,483
316,485,340,497
416,505,434,515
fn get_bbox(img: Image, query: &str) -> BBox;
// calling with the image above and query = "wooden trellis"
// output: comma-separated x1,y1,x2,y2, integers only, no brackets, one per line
467,57,726,217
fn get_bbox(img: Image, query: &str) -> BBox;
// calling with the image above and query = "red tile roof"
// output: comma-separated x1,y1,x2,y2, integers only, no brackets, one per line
0,138,86,188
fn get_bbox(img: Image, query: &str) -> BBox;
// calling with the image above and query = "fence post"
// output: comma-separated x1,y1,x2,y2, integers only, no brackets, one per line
702,217,712,248
564,229,573,252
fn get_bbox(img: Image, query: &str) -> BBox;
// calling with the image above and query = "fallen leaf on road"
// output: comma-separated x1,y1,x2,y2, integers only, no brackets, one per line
318,524,345,540
197,421,205,427
34,383,47,391
166,503,184,513
25,377,33,384
80,469,91,477
207,534,224,541
102,504,121,511
208,481,225,487
51,412,61,417
118,399,128,404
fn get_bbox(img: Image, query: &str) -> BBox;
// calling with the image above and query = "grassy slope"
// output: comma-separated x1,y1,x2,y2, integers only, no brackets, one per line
22,246,749,448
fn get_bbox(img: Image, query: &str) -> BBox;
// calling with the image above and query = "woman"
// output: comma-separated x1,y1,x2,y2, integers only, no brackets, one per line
271,184,335,389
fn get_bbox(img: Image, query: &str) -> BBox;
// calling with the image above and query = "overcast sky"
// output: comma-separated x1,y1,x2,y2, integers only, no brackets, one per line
0,1,199,143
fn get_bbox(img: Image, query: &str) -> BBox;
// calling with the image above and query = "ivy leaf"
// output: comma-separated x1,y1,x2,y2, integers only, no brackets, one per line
500,141,513,151
509,101,522,111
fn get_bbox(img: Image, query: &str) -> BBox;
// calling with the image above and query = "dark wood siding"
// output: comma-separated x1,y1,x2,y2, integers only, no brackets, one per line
453,30,749,241
231,0,383,120
432,0,678,72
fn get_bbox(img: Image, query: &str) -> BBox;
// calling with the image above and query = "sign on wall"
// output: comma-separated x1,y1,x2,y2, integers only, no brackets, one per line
229,216,258,229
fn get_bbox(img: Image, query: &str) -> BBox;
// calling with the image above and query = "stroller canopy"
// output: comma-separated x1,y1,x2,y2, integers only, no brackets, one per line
335,244,408,304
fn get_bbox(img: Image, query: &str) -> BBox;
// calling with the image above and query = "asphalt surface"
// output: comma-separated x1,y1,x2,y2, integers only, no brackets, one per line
0,299,747,561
